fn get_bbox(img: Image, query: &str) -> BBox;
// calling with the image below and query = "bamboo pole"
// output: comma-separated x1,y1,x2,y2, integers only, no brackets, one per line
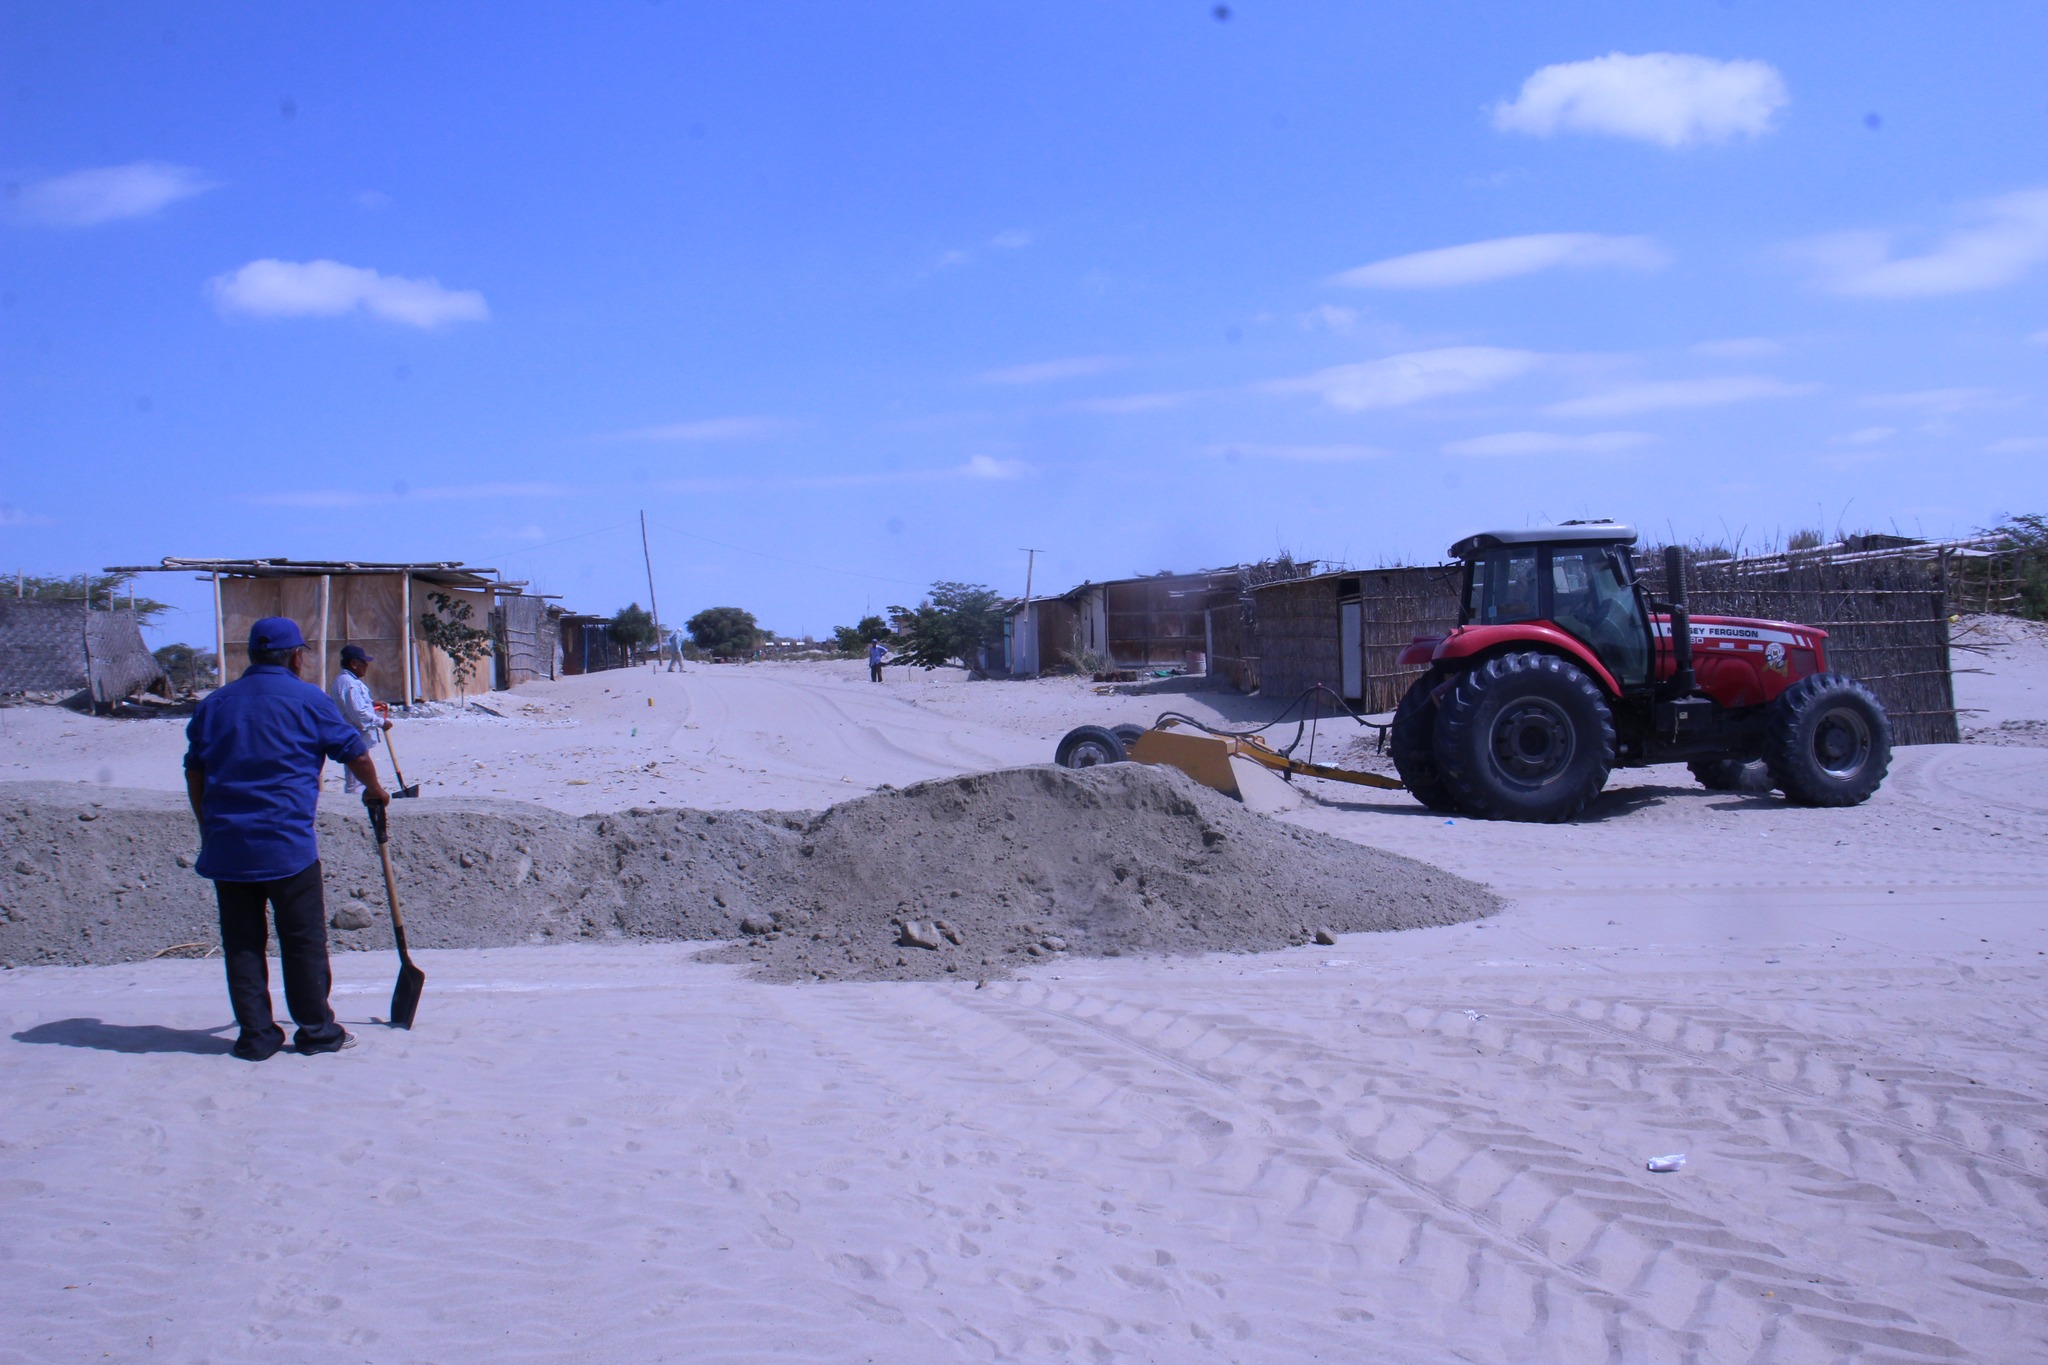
401,573,415,705
317,574,331,690
212,572,225,689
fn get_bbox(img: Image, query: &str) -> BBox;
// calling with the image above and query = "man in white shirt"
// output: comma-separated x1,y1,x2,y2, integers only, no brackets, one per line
329,645,391,793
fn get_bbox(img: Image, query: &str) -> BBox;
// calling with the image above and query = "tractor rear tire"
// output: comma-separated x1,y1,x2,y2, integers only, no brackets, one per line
1055,724,1127,769
1764,673,1891,806
1111,724,1147,749
1391,671,1459,812
1688,757,1773,794
1433,652,1615,823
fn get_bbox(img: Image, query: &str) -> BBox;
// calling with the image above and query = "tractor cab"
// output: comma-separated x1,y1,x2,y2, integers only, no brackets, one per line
1450,523,1653,693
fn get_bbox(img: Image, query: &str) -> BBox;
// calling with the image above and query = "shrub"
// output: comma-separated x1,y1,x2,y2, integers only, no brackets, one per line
418,592,494,694
888,582,1004,670
609,602,660,653
831,615,890,655
152,643,216,692
687,605,763,656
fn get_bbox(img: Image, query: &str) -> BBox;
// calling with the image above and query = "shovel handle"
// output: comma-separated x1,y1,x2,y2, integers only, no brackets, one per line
383,725,413,791
367,803,411,949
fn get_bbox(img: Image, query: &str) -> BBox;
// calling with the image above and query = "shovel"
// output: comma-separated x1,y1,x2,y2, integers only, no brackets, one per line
367,801,425,1029
382,722,421,799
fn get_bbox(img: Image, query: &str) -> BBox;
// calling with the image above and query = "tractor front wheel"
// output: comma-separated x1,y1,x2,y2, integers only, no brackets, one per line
1764,673,1891,806
1433,652,1615,822
1391,671,1459,812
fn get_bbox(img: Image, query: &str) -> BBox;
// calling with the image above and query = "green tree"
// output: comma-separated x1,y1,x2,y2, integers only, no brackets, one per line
831,614,890,655
609,602,659,654
1987,514,2048,620
13,572,169,621
152,643,217,692
418,591,495,695
687,605,763,656
887,581,1004,670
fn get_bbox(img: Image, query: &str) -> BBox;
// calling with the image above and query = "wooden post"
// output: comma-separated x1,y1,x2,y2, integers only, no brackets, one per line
212,572,226,688
400,573,415,706
640,510,664,667
317,574,331,690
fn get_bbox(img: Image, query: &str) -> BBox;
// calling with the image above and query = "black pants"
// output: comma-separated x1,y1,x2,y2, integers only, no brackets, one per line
214,861,344,1059
869,662,883,682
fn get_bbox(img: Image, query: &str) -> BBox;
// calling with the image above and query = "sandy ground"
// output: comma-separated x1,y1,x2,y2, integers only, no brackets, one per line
5,627,2048,1362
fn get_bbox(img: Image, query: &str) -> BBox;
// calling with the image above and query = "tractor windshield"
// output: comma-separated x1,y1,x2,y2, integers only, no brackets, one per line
1465,547,1540,626
1550,547,1649,686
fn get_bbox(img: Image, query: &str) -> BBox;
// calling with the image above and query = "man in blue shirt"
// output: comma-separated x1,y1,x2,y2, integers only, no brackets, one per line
185,617,390,1060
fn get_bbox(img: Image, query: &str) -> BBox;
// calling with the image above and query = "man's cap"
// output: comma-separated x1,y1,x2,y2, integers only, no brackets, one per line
340,644,374,664
248,617,306,653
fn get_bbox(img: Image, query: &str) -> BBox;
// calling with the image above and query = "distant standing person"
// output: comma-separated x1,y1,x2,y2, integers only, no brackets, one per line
185,617,389,1061
868,638,891,682
329,644,391,793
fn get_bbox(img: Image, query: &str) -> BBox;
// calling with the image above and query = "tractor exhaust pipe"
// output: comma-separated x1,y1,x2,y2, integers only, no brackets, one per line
1663,545,1697,696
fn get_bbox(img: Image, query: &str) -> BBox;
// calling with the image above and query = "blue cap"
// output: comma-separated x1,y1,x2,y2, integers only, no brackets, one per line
340,644,374,664
248,616,306,652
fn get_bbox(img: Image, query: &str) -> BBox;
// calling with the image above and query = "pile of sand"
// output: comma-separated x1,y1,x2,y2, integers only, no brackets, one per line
0,765,1495,980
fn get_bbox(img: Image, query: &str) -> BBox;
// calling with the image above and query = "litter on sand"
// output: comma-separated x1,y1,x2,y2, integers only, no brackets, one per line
1646,1154,1688,1173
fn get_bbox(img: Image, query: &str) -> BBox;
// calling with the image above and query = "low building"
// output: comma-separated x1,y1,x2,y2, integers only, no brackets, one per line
107,558,530,704
1249,566,1461,713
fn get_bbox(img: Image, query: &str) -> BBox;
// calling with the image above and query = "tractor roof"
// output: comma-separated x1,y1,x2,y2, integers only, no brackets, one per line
1449,522,1638,559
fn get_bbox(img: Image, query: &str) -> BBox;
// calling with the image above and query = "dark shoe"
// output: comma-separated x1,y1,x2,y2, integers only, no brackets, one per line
231,1039,283,1062
297,1029,357,1056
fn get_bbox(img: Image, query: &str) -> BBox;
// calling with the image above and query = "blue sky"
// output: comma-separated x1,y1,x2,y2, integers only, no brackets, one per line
4,2,2045,645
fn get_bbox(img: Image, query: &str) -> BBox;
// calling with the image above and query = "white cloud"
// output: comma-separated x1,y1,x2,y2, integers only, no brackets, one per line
1830,426,1896,446
1987,437,2048,454
210,259,488,328
1798,190,2048,297
607,416,792,442
1692,336,1786,360
1210,442,1390,463
1493,52,1788,147
1546,375,1814,417
245,481,569,510
963,454,1029,479
10,161,216,226
1860,387,2012,413
1442,430,1652,457
1331,233,1666,289
1069,392,1190,414
1267,346,1541,412
990,229,1032,249
0,502,56,526
1299,304,1359,334
975,355,1126,385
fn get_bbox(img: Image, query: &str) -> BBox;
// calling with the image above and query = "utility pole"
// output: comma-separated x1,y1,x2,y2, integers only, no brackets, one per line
1019,547,1044,675
640,510,666,668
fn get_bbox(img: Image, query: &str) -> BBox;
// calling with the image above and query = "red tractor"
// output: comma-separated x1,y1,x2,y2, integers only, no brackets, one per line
1391,523,1892,822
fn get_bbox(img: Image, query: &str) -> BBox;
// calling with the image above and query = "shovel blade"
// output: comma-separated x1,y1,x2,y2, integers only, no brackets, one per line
389,958,426,1029
393,785,421,799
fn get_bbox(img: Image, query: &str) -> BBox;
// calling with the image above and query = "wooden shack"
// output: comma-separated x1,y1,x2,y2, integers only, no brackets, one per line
107,558,526,705
1249,566,1461,712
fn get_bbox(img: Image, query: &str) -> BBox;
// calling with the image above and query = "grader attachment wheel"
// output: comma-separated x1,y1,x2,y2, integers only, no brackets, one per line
1054,724,1128,769
1688,758,1773,794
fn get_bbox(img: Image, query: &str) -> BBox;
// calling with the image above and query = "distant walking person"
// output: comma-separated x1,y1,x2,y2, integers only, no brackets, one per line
185,618,389,1061
328,644,391,793
868,638,891,682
